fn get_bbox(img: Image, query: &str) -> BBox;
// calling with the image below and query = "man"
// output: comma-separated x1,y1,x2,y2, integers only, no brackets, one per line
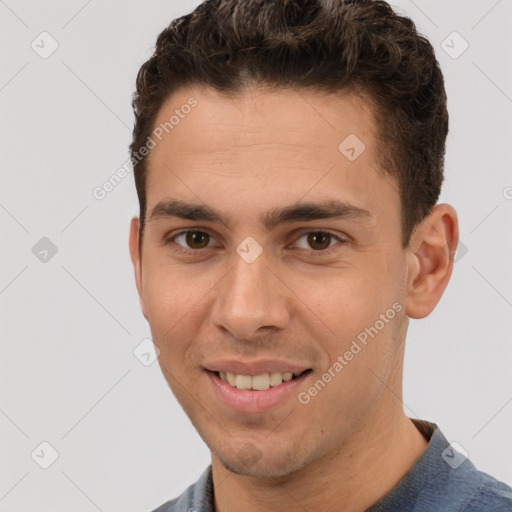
128,0,512,510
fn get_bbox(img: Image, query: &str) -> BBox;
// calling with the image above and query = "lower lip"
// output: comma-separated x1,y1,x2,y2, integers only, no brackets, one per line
206,371,311,413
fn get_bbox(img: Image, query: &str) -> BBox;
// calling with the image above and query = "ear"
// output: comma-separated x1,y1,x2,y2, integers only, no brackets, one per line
129,217,148,320
405,204,459,319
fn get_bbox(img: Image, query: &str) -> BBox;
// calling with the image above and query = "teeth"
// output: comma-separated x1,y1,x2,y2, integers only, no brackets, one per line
269,372,283,386
218,371,304,390
251,374,270,391
234,374,252,390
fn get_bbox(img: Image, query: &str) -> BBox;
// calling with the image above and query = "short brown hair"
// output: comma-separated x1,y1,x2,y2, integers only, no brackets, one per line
130,0,448,248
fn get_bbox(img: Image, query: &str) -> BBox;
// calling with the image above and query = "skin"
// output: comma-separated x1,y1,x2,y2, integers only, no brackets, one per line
129,84,458,512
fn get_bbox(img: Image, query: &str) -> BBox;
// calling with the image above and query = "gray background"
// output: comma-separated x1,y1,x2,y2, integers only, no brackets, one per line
1,0,511,510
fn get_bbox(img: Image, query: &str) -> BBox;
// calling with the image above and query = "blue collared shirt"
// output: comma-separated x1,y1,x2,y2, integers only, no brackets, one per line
151,421,512,511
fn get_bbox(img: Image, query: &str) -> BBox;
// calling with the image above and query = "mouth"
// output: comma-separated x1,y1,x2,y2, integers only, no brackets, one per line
205,368,313,413
209,369,312,391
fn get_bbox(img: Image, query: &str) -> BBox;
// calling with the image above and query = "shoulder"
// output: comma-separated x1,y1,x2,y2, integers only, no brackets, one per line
370,422,512,512
414,425,512,511
437,463,512,511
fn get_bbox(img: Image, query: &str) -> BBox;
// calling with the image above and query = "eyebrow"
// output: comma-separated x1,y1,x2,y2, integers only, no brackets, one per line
148,198,371,230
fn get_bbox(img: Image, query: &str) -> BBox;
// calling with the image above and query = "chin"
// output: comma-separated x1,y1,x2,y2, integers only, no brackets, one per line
214,442,312,479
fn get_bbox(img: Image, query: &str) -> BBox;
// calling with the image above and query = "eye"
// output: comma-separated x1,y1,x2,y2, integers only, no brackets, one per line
167,230,217,253
293,230,345,253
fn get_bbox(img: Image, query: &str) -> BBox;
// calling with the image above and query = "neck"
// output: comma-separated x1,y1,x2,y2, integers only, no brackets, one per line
211,408,428,512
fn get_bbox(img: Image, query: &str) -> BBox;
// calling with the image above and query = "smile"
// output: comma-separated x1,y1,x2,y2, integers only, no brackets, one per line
215,370,310,391
206,368,313,413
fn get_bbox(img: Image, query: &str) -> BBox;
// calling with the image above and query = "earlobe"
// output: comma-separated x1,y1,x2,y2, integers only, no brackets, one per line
405,204,459,319
128,217,148,320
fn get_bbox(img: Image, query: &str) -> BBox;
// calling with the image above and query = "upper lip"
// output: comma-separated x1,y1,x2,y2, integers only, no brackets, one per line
204,359,311,376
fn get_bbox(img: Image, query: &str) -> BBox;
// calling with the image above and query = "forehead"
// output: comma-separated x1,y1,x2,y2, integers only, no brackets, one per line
144,85,398,225
149,84,378,160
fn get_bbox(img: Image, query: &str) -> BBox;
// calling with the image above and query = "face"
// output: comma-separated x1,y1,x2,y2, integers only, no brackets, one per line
130,85,418,478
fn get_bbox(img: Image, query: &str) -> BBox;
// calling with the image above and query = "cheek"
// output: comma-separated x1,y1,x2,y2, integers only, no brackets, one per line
142,250,203,321
290,266,386,339
297,316,401,435
290,264,403,379
141,259,202,356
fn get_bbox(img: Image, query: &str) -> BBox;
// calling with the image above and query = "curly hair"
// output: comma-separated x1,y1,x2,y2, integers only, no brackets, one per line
130,0,448,248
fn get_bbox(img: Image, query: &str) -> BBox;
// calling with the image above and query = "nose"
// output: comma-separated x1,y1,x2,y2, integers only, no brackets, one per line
210,249,290,341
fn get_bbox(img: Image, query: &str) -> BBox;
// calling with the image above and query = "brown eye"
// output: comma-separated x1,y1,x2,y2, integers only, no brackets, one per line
184,231,210,249
306,231,333,250
293,230,345,254
167,230,215,252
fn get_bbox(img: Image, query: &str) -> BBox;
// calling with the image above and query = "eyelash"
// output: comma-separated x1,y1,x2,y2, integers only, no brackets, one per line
164,229,347,258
